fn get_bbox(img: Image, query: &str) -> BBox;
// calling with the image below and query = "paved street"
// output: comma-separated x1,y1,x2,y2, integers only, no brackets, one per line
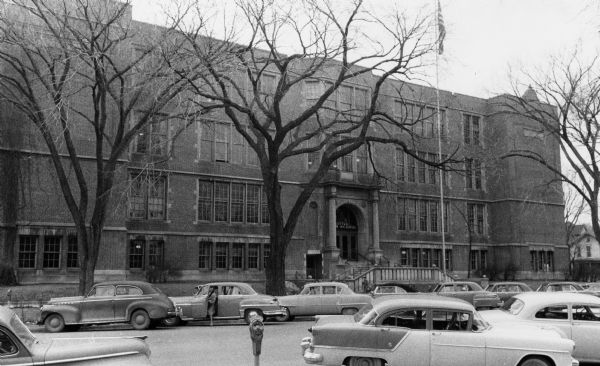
31,319,314,366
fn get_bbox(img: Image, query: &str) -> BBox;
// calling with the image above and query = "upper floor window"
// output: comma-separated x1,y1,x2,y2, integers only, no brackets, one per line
197,180,269,224
463,114,481,145
199,120,258,166
465,158,483,190
467,203,486,235
397,149,448,186
135,115,168,156
335,144,370,174
394,101,446,138
303,80,368,120
128,173,167,220
398,197,449,233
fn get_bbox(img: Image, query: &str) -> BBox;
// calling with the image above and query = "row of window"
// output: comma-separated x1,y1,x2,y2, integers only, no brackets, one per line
530,250,554,272
393,101,447,139
198,241,270,270
395,149,448,186
17,235,78,269
469,250,488,271
397,198,450,233
399,248,453,270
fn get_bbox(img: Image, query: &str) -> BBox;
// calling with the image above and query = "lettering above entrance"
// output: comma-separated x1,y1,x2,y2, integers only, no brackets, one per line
336,207,358,230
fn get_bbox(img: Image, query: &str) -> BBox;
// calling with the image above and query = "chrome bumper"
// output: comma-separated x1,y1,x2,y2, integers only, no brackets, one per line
167,306,183,317
301,336,323,364
572,358,579,366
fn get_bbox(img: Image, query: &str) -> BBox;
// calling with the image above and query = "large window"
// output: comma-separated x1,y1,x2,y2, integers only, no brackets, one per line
66,235,78,268
129,239,145,269
303,80,368,120
463,114,481,145
399,248,452,269
465,158,483,190
394,102,446,138
199,121,257,166
128,174,167,220
198,240,212,269
396,149,446,185
43,236,61,269
135,116,168,156
470,250,488,271
248,243,260,269
197,241,266,270
467,203,486,235
398,197,448,233
18,235,37,269
531,250,554,272
215,243,228,269
231,243,244,269
197,180,268,224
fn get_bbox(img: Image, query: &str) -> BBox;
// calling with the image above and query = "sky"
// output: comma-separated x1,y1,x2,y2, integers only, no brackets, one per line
129,0,600,99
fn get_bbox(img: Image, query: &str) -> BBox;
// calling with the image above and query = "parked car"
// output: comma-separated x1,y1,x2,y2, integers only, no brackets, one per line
39,280,178,332
480,292,600,363
431,281,502,309
485,281,533,303
370,282,419,298
0,305,152,365
164,282,285,325
277,282,372,321
536,281,585,292
581,282,600,297
300,295,578,366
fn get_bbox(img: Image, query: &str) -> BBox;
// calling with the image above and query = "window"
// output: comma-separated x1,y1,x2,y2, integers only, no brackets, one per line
428,153,438,184
135,116,168,156
214,182,229,222
231,183,245,223
262,190,270,224
129,239,145,269
246,185,260,223
215,123,230,162
263,244,270,269
397,198,406,230
116,286,143,296
419,201,428,231
43,236,61,269
91,285,115,297
0,329,18,356
572,305,600,321
531,250,554,272
248,243,260,269
200,121,256,166
18,235,37,269
356,145,368,174
199,240,212,269
535,305,568,320
215,242,228,269
430,201,439,232
398,198,443,233
198,180,213,221
417,152,426,183
231,243,244,269
396,149,405,182
303,80,368,120
445,249,453,271
198,181,268,224
128,174,167,220
587,245,592,257
432,311,470,331
407,154,416,182
400,249,409,266
463,114,481,145
467,203,486,235
407,199,417,231
148,240,163,267
66,235,78,268
380,309,427,329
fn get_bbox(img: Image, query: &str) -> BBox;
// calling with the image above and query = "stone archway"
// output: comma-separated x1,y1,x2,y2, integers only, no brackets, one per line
336,204,363,261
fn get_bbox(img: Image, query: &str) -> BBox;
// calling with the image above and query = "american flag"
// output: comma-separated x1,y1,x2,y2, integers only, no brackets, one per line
437,0,446,54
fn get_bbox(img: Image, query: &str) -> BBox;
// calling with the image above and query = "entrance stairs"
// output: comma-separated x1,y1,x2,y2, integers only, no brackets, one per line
341,265,453,293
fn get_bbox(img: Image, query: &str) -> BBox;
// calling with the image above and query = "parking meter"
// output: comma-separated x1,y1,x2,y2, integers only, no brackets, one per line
248,312,264,358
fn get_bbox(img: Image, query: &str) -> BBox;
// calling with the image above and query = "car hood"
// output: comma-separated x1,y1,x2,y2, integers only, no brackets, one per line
46,296,85,305
43,337,150,363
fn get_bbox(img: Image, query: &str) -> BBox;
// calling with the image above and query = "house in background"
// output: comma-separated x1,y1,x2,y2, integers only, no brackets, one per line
570,224,600,281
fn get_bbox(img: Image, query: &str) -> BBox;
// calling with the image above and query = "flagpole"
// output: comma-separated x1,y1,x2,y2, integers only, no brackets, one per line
435,0,447,278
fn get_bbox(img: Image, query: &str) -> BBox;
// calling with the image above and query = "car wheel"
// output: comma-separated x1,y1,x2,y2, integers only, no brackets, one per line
44,314,65,333
519,357,551,366
244,309,264,324
348,357,383,366
130,310,151,330
162,316,182,327
342,308,358,315
274,307,291,322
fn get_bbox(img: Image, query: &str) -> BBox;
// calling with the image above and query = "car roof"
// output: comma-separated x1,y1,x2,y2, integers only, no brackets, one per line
373,294,474,313
201,282,255,289
304,282,348,287
490,281,528,285
95,281,156,292
514,292,600,306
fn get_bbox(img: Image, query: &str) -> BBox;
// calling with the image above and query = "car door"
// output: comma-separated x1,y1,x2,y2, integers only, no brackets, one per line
570,303,600,362
376,309,429,366
532,304,571,338
430,310,485,366
0,327,32,366
81,285,115,323
216,285,243,317
296,285,322,315
113,285,144,321
320,285,340,314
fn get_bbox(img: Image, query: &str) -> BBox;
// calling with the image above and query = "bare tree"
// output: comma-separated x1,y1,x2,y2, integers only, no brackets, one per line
0,0,201,293
563,182,587,278
170,0,443,295
500,52,600,255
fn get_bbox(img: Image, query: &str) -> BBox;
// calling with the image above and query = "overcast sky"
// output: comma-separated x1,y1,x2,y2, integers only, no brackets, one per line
130,0,600,99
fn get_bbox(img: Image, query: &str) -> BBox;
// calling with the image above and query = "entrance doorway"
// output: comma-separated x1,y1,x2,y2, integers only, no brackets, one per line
306,254,323,279
336,206,358,261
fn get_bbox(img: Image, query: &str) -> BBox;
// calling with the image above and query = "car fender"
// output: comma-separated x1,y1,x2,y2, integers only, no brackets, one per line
126,300,168,320
40,304,81,324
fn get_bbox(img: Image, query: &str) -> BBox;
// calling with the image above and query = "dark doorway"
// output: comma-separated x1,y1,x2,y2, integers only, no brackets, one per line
306,254,323,279
336,206,358,261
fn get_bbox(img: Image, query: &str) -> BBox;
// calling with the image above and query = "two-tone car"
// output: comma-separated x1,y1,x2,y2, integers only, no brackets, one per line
277,282,372,321
486,281,533,303
431,281,502,309
480,292,600,363
0,306,152,365
164,282,285,325
301,295,578,366
39,280,178,332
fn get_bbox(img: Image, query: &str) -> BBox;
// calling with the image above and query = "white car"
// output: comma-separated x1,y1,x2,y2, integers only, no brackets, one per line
301,295,578,366
480,292,600,363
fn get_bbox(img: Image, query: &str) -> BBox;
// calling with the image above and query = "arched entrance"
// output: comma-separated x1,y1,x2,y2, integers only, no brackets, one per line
336,205,358,261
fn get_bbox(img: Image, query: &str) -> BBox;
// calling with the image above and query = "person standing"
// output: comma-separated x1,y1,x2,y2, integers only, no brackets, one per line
207,286,218,326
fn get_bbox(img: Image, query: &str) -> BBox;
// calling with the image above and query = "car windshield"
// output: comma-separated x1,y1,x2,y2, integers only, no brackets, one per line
472,311,491,331
355,304,377,325
10,313,36,348
500,297,525,315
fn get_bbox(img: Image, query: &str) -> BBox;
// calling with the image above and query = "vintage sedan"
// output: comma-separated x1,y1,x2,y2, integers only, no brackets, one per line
480,292,600,363
39,280,178,332
536,281,585,292
0,306,152,365
486,281,533,303
164,282,285,325
432,281,502,309
277,282,372,321
301,295,578,366
370,282,419,298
